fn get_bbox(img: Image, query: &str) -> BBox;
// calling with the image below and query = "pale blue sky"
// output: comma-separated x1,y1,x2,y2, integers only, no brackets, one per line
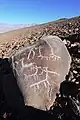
0,0,80,24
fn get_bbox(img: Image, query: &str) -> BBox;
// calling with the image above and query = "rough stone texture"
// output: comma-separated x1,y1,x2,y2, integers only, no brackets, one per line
9,36,71,110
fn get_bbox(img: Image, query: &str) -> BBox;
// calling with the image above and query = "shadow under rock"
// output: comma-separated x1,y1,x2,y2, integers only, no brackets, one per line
0,58,55,120
49,79,80,120
0,58,80,120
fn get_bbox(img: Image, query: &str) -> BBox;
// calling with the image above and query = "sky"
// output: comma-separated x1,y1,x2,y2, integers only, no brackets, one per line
0,0,80,24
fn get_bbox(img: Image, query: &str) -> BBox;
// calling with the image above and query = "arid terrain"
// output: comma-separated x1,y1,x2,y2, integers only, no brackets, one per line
0,23,33,33
0,16,80,58
0,16,80,120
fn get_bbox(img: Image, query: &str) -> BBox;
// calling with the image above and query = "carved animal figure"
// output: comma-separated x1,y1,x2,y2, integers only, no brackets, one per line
9,36,71,110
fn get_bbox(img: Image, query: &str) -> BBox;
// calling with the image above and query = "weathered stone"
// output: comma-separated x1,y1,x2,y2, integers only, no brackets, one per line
9,36,71,111
63,39,67,45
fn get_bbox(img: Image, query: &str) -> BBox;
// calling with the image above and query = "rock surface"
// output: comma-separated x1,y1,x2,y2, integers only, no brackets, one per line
9,36,71,110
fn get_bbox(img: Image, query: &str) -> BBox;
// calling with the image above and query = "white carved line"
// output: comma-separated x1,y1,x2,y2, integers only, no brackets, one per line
27,65,38,77
30,67,48,89
21,58,34,68
22,64,59,89
44,39,56,56
38,46,61,61
29,67,59,89
12,56,20,76
36,84,39,89
33,74,38,82
44,82,47,88
38,55,61,61
27,48,35,60
49,55,61,61
30,66,44,76
44,40,61,60
43,69,60,76
38,46,43,59
30,79,49,88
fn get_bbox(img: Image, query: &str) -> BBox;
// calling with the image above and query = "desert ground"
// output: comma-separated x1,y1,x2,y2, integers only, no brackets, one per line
0,16,80,120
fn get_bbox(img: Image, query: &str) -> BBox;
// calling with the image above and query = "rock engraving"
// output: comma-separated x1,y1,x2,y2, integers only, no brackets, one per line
10,36,71,110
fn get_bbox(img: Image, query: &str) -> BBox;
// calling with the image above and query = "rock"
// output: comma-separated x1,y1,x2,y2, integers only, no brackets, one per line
0,54,2,58
73,70,77,74
75,28,79,32
63,39,67,45
71,43,78,47
9,35,71,111
0,50,2,58
69,29,72,33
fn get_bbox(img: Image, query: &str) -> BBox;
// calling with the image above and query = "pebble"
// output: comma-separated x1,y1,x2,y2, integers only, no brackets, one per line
71,43,77,47
63,39,67,45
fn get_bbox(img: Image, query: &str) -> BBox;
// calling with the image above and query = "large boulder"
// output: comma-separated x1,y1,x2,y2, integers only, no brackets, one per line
9,36,71,110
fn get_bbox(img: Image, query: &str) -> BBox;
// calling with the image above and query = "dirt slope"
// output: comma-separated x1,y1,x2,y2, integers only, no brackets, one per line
0,16,80,119
0,16,80,58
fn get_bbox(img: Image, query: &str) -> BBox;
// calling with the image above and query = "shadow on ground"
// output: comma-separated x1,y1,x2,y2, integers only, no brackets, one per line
0,58,80,120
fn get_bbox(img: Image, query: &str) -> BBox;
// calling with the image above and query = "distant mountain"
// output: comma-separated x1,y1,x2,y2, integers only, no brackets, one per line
0,23,35,33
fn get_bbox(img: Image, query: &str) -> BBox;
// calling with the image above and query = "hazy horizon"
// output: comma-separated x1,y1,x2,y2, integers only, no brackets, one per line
0,16,79,25
0,22,36,33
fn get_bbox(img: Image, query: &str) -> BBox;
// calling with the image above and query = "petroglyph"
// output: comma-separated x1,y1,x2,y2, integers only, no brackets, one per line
29,67,60,89
10,35,71,110
38,46,61,61
21,58,34,68
27,48,35,60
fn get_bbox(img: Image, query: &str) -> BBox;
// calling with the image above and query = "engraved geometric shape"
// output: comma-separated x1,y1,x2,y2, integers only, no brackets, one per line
9,35,71,111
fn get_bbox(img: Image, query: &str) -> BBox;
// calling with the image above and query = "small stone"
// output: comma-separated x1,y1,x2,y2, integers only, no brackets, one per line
69,29,72,33
78,49,80,53
75,28,79,32
72,78,76,82
71,43,77,47
67,40,71,47
3,113,7,119
69,22,72,25
63,39,67,45
73,70,77,74
75,82,79,84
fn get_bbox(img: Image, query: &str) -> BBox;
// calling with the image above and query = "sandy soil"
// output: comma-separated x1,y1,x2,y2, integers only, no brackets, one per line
0,16,80,58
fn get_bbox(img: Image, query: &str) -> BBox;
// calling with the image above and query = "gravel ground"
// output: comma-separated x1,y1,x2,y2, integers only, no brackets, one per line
0,16,80,120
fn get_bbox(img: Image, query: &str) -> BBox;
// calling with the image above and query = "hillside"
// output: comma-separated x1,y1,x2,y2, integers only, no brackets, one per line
0,16,80,58
0,23,35,33
0,16,80,119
